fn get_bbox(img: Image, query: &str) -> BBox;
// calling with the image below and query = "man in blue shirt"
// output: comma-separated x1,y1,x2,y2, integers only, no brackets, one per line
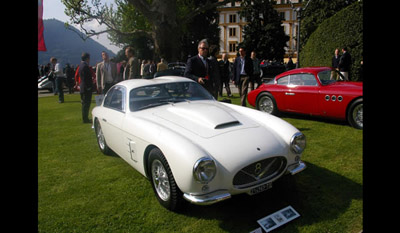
233,46,253,106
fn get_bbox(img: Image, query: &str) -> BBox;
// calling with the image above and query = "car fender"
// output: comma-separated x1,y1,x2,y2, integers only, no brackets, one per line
122,114,212,194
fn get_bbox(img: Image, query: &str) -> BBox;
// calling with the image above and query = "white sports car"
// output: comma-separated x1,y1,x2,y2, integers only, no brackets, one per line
92,76,306,211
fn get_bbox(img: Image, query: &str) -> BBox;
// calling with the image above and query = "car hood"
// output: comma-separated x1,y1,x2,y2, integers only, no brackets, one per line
133,100,295,176
152,101,259,138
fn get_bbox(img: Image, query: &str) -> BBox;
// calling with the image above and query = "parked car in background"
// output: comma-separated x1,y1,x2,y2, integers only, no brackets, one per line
38,75,54,92
247,67,363,129
154,62,186,78
260,61,286,81
92,76,306,211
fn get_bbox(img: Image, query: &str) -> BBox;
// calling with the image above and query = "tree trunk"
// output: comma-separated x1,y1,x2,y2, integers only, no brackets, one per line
128,0,181,61
152,22,181,62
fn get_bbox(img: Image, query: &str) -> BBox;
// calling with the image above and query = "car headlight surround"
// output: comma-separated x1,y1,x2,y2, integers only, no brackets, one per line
193,157,216,184
290,132,306,154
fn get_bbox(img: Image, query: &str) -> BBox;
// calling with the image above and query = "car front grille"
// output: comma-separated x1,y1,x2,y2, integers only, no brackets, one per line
233,156,287,189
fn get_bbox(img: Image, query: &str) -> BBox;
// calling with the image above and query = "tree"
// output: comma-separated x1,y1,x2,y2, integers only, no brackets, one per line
300,1,363,81
299,0,358,52
62,0,231,61
239,0,289,62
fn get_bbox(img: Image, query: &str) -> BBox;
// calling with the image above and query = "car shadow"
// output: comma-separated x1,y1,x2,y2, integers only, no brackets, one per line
279,112,348,127
178,162,362,232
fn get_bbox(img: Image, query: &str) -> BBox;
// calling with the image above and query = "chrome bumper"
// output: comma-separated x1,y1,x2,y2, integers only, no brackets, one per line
287,161,306,175
183,190,231,205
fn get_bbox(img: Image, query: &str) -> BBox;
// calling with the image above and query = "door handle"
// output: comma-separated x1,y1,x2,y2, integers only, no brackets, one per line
102,118,107,122
285,92,295,96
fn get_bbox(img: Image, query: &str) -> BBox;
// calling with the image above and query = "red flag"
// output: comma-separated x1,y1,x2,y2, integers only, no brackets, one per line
38,0,47,51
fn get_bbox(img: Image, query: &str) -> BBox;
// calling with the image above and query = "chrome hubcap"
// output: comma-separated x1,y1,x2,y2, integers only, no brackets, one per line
259,96,274,113
151,160,170,201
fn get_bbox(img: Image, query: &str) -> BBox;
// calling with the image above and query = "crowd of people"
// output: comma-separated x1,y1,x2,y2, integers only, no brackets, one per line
40,47,172,123
184,39,267,107
40,40,353,124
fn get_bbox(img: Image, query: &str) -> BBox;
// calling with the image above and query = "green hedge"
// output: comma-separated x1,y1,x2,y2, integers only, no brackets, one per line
300,1,363,81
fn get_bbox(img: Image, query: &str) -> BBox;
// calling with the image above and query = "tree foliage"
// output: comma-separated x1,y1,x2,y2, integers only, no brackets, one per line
62,0,231,61
239,0,289,61
300,0,358,52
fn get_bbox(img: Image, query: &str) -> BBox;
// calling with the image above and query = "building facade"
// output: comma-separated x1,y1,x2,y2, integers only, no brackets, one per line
217,0,303,62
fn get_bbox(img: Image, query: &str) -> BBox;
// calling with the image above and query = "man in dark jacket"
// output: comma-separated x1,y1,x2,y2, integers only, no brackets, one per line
218,53,232,97
331,48,341,80
233,46,253,106
338,47,351,80
79,52,92,123
184,39,219,97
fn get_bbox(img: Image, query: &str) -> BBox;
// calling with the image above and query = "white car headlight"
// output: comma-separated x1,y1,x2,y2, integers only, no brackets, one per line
193,158,216,184
290,132,306,154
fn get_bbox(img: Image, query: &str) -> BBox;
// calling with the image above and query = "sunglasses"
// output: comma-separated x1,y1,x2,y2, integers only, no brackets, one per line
199,47,209,50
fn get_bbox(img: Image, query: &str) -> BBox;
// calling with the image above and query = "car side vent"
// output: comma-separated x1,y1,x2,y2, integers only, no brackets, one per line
214,121,241,129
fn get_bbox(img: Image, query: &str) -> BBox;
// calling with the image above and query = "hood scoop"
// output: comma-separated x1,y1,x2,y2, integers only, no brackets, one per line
214,121,241,129
166,103,239,129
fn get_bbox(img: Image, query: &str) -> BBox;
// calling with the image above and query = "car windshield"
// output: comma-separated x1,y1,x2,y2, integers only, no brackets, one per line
317,69,345,85
129,81,214,111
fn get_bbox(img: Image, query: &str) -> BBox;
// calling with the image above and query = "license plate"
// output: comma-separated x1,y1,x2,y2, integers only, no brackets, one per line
248,182,272,195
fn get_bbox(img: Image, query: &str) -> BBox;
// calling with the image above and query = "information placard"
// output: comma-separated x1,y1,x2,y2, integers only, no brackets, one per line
256,206,300,232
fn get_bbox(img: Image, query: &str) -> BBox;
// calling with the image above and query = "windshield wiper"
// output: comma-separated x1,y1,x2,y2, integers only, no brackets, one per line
137,102,170,111
137,98,192,111
137,99,183,111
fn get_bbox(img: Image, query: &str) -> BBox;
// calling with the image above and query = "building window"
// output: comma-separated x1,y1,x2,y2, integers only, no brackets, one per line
229,42,237,53
229,28,236,37
229,14,237,23
280,12,286,21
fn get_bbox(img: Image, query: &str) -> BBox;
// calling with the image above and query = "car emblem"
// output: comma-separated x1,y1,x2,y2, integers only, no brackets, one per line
255,163,262,175
253,158,278,180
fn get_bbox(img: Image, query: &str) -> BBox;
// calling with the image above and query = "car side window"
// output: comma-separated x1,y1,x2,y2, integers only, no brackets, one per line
277,76,289,85
103,86,126,112
289,74,317,86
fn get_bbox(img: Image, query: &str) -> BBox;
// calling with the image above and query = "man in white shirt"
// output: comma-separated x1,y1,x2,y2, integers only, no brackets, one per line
96,51,117,94
50,57,64,103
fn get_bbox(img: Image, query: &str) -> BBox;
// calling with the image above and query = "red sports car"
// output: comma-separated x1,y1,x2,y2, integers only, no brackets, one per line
247,67,363,129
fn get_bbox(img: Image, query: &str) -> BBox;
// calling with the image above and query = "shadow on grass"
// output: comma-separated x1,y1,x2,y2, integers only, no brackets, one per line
280,112,349,128
178,162,362,232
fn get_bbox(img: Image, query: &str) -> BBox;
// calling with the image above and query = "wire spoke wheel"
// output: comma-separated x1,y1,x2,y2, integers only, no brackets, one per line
148,148,183,211
352,103,363,129
151,159,171,201
259,96,274,113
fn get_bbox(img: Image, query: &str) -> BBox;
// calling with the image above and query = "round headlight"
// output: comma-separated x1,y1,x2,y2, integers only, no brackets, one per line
193,158,216,184
290,132,306,154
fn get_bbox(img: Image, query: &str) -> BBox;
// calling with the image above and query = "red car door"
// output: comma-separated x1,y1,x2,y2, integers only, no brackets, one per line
282,73,320,115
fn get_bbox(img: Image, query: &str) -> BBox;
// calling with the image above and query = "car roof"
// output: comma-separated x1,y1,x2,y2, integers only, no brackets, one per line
276,66,332,78
116,76,195,90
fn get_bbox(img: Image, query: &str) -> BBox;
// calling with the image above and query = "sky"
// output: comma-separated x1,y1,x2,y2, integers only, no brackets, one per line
42,0,121,54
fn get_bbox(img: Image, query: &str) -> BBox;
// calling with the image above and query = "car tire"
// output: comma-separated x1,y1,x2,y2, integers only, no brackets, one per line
94,118,111,155
347,98,363,130
148,148,183,211
256,92,279,115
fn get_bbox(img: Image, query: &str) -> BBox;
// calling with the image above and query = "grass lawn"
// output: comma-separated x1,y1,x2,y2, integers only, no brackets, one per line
38,93,362,232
